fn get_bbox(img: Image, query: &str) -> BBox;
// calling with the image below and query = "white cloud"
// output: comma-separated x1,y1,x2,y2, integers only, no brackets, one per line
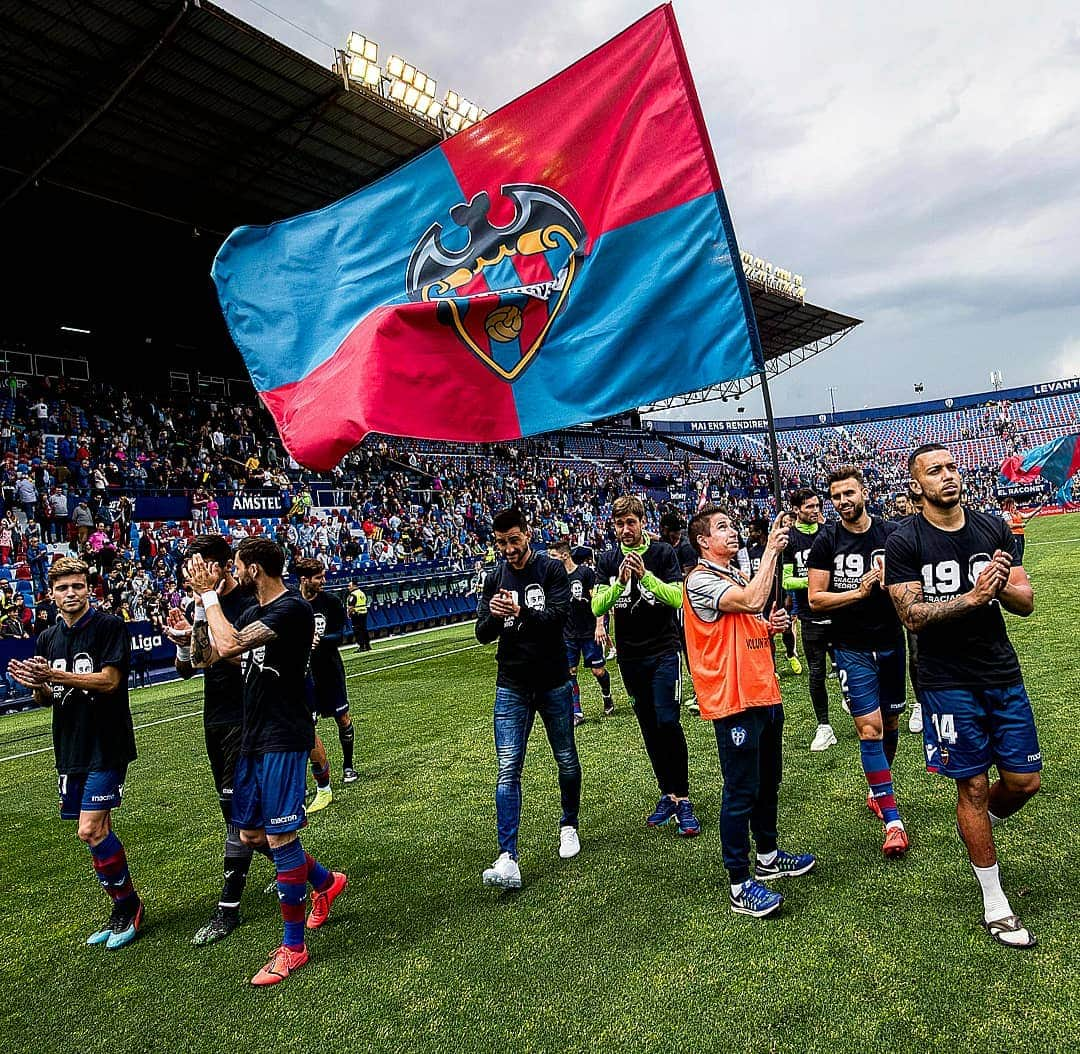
218,0,1080,414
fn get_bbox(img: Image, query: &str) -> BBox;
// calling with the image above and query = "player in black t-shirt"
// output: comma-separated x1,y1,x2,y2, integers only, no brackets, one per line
550,540,614,721
808,468,909,858
474,508,581,889
10,557,142,950
187,537,347,985
783,490,837,752
593,495,700,837
746,518,800,673
165,534,264,946
885,444,1040,949
296,559,357,814
660,510,702,715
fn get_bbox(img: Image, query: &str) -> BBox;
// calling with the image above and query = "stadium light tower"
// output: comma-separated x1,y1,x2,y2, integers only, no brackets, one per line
827,385,837,419
342,32,381,87
386,56,441,121
443,91,488,133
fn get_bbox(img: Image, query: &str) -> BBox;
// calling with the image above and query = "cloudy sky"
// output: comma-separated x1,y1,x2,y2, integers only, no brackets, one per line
219,0,1080,420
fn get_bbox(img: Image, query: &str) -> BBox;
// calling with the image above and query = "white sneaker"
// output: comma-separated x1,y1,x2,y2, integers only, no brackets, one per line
908,703,923,734
482,852,522,889
558,825,581,859
810,724,837,752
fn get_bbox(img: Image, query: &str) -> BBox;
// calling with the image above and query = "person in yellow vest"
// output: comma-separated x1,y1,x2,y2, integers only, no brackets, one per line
346,582,370,652
684,505,817,919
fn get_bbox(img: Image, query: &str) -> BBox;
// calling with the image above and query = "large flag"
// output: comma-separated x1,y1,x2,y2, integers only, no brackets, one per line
212,5,762,470
999,432,1080,502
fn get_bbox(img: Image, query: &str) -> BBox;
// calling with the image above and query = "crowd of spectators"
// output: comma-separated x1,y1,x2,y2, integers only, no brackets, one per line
0,374,1073,665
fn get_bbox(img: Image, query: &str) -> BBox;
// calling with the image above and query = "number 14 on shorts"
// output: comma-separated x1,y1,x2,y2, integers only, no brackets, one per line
930,712,958,744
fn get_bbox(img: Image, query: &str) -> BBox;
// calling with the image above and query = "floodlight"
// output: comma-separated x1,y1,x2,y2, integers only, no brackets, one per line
346,33,378,62
389,79,407,101
387,55,404,78
404,85,420,108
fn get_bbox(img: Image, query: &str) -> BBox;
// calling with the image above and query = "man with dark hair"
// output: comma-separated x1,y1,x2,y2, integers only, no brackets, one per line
683,506,815,918
808,468,909,858
166,533,265,945
295,557,358,799
186,537,347,984
783,489,836,751
593,495,700,836
745,518,801,674
660,508,700,715
10,557,142,949
886,445,1040,948
550,539,614,722
475,508,581,889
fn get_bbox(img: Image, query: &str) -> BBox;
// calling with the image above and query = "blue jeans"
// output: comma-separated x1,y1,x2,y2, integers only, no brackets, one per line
494,681,581,859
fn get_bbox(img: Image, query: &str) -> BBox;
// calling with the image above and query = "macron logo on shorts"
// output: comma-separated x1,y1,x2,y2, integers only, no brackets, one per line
269,813,299,826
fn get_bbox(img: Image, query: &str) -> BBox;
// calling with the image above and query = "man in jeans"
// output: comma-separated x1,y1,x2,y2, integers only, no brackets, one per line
593,495,700,837
475,507,581,889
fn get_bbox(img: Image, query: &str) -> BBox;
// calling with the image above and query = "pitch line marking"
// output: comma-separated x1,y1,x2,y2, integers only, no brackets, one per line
0,642,486,764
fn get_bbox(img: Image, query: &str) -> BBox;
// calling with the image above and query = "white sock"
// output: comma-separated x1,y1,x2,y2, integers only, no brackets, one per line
731,881,746,897
972,863,1012,922
757,850,777,866
886,819,905,831
988,810,1004,828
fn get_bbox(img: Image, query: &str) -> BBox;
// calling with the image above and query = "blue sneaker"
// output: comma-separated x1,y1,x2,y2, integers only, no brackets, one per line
646,796,677,827
755,849,816,881
675,799,701,838
87,902,124,946
730,879,783,918
105,898,144,950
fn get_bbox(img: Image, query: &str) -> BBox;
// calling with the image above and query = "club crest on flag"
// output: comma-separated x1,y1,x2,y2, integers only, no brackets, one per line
406,184,587,382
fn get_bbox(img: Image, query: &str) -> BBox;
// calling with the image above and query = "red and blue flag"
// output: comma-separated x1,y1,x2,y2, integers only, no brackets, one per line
999,432,1080,502
212,5,762,470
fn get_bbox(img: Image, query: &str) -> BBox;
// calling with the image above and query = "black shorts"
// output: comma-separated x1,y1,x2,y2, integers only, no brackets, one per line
308,672,349,719
205,722,243,803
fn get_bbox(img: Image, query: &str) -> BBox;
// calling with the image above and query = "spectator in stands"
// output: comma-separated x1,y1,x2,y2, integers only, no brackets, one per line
0,517,12,565
15,472,38,523
73,500,93,546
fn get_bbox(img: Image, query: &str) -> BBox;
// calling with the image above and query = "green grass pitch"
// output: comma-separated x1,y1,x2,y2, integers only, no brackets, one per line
1,516,1079,1053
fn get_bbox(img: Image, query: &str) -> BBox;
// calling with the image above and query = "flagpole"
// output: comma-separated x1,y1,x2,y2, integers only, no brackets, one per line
757,364,787,608
757,366,784,514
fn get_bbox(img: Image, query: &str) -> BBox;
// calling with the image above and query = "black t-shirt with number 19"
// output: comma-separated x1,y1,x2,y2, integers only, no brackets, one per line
808,518,902,652
236,590,316,756
884,509,1022,689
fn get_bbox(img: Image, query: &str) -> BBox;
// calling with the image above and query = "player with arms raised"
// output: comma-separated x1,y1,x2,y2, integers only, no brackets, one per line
885,444,1040,948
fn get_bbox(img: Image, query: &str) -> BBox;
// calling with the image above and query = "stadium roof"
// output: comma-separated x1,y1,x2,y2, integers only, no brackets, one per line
0,0,860,390
0,0,441,233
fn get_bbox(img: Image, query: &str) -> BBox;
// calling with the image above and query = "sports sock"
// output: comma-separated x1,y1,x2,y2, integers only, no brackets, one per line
220,823,253,909
782,629,796,659
311,759,331,790
304,850,333,893
570,673,581,714
882,726,899,766
730,881,746,897
271,841,307,950
756,850,777,866
90,831,137,908
339,722,355,770
859,739,900,825
972,862,1012,922
988,810,1004,828
596,669,612,700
